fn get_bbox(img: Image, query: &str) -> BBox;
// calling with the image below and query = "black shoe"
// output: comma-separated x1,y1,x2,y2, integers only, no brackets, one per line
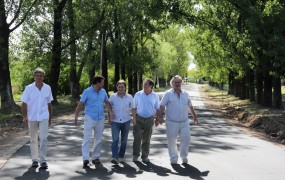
83,160,89,167
32,161,38,168
40,162,48,169
92,159,100,165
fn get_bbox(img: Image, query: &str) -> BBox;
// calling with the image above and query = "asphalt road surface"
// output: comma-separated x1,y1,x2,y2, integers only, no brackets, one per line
1,83,285,180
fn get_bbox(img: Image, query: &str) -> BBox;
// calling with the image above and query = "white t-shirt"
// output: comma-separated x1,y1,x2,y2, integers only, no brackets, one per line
160,89,192,122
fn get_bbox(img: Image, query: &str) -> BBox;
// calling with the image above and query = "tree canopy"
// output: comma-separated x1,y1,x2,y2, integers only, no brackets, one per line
0,0,284,111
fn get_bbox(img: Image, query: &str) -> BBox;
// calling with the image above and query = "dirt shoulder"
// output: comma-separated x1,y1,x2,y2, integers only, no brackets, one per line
199,85,285,145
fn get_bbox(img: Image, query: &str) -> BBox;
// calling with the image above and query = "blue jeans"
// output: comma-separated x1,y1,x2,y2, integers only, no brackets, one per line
111,121,131,159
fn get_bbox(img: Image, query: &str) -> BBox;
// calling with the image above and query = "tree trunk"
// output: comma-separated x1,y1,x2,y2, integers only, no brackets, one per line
100,29,108,93
239,77,246,100
0,8,16,111
128,72,134,95
113,8,120,92
228,70,235,95
256,71,263,105
139,73,143,91
133,72,138,93
263,73,272,107
247,68,255,102
49,0,67,104
85,33,95,86
67,0,80,99
121,60,126,80
273,75,283,109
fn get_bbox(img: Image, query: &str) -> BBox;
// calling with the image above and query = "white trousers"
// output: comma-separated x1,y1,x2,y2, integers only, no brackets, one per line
82,115,105,161
28,119,49,163
166,120,190,163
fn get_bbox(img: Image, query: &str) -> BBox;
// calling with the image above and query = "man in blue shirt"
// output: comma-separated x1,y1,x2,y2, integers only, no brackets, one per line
74,75,113,167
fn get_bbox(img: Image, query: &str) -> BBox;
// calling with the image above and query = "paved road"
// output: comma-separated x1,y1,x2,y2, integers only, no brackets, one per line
1,83,285,180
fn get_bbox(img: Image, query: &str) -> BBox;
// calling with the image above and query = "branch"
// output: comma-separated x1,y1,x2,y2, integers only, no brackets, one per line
10,0,38,32
8,0,23,27
61,10,105,50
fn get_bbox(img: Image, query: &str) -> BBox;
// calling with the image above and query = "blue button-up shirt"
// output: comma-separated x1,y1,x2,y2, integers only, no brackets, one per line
80,86,108,121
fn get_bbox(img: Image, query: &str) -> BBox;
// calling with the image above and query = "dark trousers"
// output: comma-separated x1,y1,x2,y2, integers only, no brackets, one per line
133,114,154,158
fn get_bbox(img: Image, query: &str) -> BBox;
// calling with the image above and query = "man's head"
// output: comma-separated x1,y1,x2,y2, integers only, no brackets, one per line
33,67,45,83
116,80,126,94
170,75,182,90
93,75,105,89
143,78,155,90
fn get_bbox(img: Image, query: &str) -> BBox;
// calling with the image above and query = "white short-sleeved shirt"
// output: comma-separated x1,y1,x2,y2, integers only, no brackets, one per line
20,82,53,121
160,89,192,122
134,90,160,118
109,93,135,123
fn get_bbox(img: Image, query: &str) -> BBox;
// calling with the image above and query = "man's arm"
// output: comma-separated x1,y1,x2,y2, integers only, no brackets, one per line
158,105,165,124
21,102,28,124
74,102,84,126
189,106,198,125
48,103,52,127
131,108,137,126
105,101,113,113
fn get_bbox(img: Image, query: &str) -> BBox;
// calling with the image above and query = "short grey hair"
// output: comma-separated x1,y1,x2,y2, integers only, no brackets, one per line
33,67,45,76
170,75,182,87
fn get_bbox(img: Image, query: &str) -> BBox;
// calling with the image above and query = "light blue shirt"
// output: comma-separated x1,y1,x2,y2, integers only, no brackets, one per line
109,93,135,123
160,89,193,122
134,90,160,118
80,86,108,121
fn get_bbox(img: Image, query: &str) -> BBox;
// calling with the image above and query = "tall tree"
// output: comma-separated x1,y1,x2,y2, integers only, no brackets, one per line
49,0,68,104
0,0,39,111
67,0,80,98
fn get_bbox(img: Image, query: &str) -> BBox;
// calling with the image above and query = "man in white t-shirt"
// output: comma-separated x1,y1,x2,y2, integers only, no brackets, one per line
20,67,53,169
159,75,198,165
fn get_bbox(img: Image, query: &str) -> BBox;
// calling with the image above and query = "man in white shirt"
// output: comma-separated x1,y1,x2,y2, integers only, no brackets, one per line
108,80,136,164
20,67,53,169
159,75,198,165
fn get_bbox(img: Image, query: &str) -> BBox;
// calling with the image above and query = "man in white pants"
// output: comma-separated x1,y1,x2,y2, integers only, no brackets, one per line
159,75,198,165
21,67,53,169
74,75,113,167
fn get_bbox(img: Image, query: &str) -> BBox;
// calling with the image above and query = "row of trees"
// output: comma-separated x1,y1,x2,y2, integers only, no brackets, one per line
172,0,285,108
0,0,284,112
1,0,191,112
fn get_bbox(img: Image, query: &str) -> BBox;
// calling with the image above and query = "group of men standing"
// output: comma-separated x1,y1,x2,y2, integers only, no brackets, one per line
21,67,198,169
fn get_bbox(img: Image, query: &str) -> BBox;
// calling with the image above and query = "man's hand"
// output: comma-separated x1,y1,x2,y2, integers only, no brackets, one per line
49,118,52,127
74,117,78,126
22,117,28,125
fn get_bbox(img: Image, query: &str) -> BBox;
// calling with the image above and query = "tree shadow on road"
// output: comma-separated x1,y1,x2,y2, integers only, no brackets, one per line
171,163,210,180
